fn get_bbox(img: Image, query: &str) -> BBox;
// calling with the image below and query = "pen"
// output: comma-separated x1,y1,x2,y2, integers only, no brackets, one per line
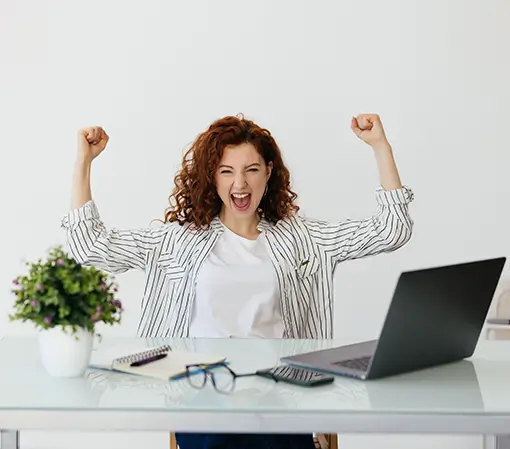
130,353,167,367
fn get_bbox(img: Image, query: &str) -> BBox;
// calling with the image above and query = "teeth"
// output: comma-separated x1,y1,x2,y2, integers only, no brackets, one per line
232,193,249,198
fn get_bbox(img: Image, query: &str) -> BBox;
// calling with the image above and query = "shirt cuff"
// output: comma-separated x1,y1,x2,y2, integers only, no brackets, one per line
375,185,414,206
60,200,100,228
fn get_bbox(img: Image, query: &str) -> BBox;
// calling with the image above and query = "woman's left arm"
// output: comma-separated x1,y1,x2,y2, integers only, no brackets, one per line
303,114,414,267
352,113,403,191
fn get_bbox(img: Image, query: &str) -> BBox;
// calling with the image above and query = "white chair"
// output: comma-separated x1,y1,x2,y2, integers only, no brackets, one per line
486,277,510,340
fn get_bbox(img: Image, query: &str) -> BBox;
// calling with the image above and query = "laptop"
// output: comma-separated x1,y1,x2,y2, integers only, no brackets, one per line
280,257,506,380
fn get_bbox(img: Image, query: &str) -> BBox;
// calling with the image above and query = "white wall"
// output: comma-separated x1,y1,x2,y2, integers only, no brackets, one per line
1,0,509,448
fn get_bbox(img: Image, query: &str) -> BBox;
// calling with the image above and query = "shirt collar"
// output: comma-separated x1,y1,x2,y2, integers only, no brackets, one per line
210,215,273,234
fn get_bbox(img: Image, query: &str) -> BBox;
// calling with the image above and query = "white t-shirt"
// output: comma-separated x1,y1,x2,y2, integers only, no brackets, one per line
188,223,284,339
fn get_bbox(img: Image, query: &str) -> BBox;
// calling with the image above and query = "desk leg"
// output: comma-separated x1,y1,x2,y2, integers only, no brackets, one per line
0,430,19,449
484,435,510,449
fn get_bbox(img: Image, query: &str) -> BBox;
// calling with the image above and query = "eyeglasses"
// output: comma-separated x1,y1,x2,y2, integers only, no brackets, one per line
183,362,278,393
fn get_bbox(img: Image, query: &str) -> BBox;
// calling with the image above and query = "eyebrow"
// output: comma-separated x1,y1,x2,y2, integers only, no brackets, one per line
218,162,261,169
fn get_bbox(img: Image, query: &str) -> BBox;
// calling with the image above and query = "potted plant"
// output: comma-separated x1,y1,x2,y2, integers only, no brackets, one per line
9,245,123,377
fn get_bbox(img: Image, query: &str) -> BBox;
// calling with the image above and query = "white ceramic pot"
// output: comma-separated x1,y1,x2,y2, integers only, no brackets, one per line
38,325,94,377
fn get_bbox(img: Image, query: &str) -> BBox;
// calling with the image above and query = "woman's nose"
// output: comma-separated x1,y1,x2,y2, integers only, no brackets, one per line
233,174,247,189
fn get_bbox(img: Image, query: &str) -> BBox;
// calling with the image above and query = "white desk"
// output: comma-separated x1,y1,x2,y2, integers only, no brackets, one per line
1,337,509,449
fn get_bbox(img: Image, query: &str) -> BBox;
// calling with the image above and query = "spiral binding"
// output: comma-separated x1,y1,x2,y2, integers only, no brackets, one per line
113,344,172,365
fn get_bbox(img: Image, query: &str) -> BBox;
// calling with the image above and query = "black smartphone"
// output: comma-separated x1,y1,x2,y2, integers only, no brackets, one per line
256,365,334,387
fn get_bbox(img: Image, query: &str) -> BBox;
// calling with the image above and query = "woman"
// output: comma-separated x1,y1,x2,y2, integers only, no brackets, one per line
61,113,414,449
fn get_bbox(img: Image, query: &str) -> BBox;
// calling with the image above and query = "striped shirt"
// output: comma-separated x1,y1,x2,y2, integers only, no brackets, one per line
61,185,414,339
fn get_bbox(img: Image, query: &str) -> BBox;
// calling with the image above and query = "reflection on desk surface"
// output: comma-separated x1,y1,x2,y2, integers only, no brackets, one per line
364,360,484,411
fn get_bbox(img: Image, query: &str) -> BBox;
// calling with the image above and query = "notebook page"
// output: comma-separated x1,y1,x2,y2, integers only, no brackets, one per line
89,343,157,370
113,350,226,380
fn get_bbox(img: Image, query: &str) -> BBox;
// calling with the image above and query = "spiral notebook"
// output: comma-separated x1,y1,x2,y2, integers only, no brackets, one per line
89,344,226,380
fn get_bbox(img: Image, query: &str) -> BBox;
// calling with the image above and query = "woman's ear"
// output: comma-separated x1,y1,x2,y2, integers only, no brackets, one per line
266,161,273,181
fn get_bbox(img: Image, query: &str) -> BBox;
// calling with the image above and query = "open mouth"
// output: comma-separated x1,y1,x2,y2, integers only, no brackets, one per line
231,192,251,212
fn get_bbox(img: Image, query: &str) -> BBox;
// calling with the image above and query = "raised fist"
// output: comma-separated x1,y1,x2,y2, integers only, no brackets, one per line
77,126,109,162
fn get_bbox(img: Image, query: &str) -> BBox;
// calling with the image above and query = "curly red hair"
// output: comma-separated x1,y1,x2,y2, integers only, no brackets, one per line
164,114,299,228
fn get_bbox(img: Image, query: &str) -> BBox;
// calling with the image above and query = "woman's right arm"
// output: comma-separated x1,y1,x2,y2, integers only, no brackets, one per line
61,127,169,274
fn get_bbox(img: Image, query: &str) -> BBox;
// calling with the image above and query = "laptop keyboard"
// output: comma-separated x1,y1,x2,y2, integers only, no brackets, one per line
333,355,371,371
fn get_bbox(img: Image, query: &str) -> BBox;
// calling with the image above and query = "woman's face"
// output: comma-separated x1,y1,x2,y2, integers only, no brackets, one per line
214,142,272,220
